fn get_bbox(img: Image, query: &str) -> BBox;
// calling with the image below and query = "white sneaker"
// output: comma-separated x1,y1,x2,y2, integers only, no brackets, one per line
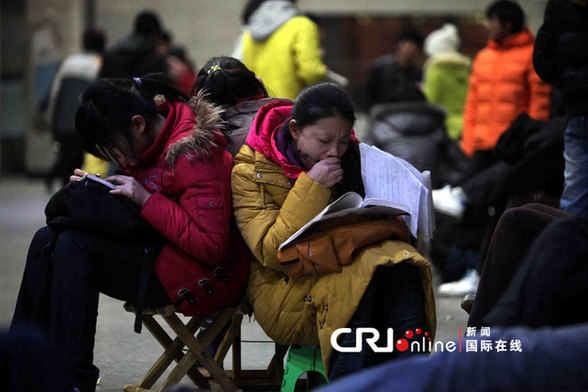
438,269,480,296
432,185,466,218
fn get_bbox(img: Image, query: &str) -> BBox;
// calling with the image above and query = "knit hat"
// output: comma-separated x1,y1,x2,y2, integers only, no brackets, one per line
424,24,460,56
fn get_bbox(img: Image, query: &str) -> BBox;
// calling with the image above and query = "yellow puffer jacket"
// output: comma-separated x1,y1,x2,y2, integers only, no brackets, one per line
232,144,436,371
241,15,327,100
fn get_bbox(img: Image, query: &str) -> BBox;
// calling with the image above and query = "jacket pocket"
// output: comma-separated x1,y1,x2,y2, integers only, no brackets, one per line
195,195,225,234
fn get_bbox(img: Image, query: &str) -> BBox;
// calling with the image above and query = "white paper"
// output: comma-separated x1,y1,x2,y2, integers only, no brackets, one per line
360,143,434,240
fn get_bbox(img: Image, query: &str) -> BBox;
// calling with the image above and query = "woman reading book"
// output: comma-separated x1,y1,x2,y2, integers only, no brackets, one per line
11,74,249,392
231,82,436,380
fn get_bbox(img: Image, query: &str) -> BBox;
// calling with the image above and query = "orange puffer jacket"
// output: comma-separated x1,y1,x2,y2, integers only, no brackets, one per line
461,29,551,156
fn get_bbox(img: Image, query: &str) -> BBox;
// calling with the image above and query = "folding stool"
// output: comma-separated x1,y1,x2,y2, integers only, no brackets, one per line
122,302,249,392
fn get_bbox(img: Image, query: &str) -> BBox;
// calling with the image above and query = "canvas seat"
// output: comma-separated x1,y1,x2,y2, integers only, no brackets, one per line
122,301,288,391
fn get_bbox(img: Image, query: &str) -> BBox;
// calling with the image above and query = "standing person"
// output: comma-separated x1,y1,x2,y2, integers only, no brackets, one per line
365,27,425,109
461,0,551,165
157,30,198,97
192,56,281,156
422,23,471,141
99,10,167,79
231,0,265,60
11,75,249,392
45,29,105,190
88,10,168,179
238,0,327,100
231,82,435,380
533,0,588,217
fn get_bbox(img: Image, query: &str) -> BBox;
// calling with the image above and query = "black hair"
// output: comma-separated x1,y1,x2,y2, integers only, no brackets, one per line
75,73,186,161
159,31,172,45
193,56,267,107
396,27,424,49
292,83,355,128
293,83,363,197
169,47,187,63
305,12,322,26
486,0,525,34
241,0,266,25
134,10,162,36
83,28,106,54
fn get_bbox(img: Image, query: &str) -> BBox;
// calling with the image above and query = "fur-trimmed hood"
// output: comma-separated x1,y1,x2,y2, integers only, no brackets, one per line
162,92,225,166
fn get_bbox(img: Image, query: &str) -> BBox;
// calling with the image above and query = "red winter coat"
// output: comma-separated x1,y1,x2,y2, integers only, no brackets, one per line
126,98,249,316
461,29,551,156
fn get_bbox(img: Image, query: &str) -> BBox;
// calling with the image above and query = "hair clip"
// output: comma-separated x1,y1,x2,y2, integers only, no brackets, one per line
133,77,142,87
207,65,222,75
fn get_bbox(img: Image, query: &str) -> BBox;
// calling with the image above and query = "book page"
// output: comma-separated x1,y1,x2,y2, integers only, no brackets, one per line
361,197,409,212
360,143,433,239
278,192,362,250
277,192,408,250
323,192,363,214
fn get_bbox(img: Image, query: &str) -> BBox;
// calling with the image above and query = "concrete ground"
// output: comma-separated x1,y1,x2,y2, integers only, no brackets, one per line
0,177,468,391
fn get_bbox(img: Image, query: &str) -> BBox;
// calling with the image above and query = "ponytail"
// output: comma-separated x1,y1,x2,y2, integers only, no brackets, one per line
131,73,188,103
193,56,267,107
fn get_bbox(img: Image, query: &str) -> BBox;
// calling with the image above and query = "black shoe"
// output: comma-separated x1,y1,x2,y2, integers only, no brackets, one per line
460,293,476,314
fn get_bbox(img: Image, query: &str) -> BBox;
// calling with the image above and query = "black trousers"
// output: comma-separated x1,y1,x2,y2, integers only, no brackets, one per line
11,227,170,392
468,204,569,327
484,215,588,328
329,263,427,380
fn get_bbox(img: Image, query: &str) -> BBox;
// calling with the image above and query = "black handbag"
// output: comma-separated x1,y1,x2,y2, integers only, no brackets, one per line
45,177,160,242
44,177,163,332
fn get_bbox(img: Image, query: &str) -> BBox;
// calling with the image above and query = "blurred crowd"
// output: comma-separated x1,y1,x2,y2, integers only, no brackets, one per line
5,0,588,391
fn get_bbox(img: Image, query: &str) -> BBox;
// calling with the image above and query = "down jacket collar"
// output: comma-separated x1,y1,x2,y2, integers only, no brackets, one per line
245,100,360,180
488,28,534,50
138,93,224,168
244,99,303,179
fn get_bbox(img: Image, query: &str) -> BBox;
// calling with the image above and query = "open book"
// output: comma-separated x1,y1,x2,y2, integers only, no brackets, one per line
278,191,408,250
359,143,435,241
77,173,115,189
278,143,435,250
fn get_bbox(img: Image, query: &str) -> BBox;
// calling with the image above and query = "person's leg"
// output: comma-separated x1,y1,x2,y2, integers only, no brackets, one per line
328,269,378,380
560,116,588,217
485,216,588,327
47,229,168,392
468,204,568,327
11,226,56,330
371,263,426,364
329,264,427,380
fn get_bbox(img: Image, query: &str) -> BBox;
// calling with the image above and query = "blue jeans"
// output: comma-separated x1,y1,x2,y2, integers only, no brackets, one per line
560,116,588,216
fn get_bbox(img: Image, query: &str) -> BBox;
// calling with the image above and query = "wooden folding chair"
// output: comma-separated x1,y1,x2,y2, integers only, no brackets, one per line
122,302,249,392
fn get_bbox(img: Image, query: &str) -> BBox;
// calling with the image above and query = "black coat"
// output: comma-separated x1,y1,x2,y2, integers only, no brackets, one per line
364,101,472,188
533,0,588,116
99,35,167,79
364,55,424,109
462,113,566,214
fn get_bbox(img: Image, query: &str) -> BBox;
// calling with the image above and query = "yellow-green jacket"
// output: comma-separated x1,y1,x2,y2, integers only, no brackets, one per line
240,4,326,101
231,101,436,371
